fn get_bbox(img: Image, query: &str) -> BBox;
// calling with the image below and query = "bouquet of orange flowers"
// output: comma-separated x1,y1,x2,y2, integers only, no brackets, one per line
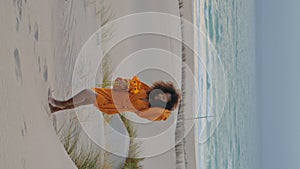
97,76,142,94
129,76,142,94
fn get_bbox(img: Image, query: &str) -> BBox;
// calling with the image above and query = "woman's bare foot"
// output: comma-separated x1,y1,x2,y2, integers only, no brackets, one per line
48,89,65,113
48,89,97,113
48,102,63,113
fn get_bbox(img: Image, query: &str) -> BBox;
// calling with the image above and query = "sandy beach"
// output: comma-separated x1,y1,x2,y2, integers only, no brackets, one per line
0,0,201,168
0,0,104,168
0,0,80,168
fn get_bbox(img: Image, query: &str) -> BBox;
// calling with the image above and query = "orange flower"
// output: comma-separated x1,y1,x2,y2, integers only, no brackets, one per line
129,76,142,94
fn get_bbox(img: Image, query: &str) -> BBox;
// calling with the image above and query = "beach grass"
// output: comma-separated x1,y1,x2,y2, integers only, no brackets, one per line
57,0,144,167
100,50,144,168
58,118,111,169
99,53,114,123
120,115,144,169
100,48,144,168
100,58,144,168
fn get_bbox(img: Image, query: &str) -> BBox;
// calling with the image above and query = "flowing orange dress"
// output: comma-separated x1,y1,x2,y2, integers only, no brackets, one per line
91,82,171,121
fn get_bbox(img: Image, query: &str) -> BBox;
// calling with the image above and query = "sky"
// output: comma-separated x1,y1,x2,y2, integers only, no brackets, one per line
255,0,300,169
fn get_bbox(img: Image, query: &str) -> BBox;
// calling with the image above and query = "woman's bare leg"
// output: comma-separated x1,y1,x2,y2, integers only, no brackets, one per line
49,89,97,113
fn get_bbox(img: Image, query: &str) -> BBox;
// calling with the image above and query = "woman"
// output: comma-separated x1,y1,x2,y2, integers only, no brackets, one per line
49,76,180,121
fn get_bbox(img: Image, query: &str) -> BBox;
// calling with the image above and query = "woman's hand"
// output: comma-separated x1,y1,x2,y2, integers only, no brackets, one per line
113,77,130,91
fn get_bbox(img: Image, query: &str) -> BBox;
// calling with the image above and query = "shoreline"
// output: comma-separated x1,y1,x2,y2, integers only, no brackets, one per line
194,0,208,168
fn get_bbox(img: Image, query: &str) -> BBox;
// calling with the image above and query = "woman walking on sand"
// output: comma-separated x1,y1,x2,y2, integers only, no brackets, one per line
49,76,180,121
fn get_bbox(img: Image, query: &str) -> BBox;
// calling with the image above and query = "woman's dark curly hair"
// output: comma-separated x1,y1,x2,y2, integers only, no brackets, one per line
147,81,181,110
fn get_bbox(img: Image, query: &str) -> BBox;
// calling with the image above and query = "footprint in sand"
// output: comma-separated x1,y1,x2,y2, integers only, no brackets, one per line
13,48,23,83
34,22,39,41
28,16,31,33
38,55,41,72
16,17,19,32
43,63,48,82
21,120,27,137
16,0,22,20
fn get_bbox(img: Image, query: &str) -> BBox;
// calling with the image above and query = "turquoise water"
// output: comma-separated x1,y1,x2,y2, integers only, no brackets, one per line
196,0,258,169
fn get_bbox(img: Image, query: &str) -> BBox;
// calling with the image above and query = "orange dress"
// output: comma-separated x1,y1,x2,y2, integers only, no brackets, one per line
91,82,171,121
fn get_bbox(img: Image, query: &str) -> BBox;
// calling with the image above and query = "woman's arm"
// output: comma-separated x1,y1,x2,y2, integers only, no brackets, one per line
136,107,171,121
112,76,152,93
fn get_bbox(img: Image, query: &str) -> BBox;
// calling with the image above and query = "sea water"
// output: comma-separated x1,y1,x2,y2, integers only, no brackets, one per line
195,0,258,168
